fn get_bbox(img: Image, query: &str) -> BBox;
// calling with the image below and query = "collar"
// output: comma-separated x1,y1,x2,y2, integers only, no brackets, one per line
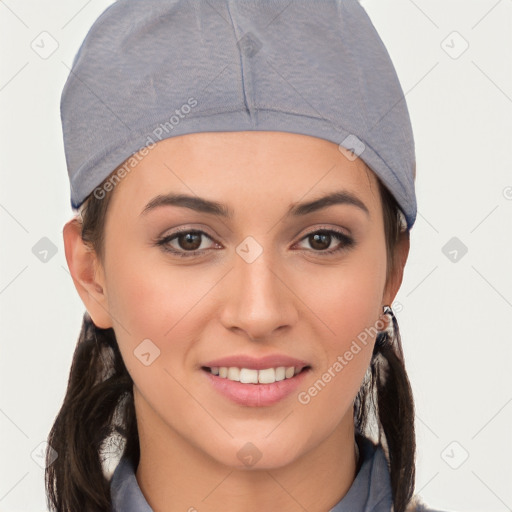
110,435,393,512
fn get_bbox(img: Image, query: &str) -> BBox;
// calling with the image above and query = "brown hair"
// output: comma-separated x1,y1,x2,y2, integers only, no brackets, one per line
46,170,416,512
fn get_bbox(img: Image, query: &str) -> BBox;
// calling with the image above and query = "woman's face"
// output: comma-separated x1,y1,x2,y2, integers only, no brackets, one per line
84,131,405,469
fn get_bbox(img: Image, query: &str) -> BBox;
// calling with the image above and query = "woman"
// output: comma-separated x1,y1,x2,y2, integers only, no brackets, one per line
46,1,450,511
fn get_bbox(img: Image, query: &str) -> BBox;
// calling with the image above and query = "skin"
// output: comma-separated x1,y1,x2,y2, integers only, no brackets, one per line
63,131,409,512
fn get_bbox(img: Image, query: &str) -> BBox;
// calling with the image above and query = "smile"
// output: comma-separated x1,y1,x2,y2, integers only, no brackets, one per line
202,366,311,407
203,365,308,384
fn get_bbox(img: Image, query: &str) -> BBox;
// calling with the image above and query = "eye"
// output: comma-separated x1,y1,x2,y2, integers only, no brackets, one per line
295,228,354,255
155,227,355,258
155,229,219,257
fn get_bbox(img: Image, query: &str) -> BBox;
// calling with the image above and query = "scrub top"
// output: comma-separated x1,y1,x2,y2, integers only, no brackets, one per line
109,434,444,512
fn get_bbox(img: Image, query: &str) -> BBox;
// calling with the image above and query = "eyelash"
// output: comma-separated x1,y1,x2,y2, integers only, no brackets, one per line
155,226,355,258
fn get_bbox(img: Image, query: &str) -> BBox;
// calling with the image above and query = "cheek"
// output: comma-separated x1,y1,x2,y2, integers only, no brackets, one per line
103,248,214,373
303,246,387,348
294,246,386,415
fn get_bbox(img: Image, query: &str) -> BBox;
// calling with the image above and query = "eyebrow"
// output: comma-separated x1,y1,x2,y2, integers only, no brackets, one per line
140,190,370,218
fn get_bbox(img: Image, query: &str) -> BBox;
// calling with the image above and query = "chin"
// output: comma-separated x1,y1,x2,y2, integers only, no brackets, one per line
208,436,305,471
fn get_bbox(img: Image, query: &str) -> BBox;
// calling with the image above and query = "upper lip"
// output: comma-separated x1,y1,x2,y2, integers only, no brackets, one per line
202,354,311,371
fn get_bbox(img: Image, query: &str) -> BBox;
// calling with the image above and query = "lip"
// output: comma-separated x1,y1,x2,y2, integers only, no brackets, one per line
201,354,311,371
202,366,311,407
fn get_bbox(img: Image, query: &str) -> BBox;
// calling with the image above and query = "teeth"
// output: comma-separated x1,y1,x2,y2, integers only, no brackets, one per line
275,367,286,381
240,368,258,384
227,367,240,381
285,367,295,379
259,368,277,384
209,366,303,384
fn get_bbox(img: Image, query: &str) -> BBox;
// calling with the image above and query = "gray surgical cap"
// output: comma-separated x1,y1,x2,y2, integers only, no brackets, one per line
61,0,417,229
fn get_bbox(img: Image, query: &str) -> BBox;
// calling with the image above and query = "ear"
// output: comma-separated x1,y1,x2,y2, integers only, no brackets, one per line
382,230,410,309
63,218,113,329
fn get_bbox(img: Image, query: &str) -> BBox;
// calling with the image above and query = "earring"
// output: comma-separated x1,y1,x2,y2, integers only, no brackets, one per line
375,305,395,349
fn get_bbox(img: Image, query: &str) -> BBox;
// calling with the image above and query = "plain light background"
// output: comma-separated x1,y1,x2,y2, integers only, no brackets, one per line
1,1,511,511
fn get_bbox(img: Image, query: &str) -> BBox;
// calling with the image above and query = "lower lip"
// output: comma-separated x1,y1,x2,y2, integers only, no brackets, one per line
202,367,311,407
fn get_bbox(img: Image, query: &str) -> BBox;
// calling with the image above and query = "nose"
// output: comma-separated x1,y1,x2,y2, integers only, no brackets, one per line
219,249,299,341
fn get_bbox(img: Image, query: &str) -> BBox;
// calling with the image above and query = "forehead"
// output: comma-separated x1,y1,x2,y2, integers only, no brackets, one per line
107,131,381,216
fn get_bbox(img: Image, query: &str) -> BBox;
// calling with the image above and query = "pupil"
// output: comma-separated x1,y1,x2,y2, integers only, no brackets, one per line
180,232,201,250
311,232,330,250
